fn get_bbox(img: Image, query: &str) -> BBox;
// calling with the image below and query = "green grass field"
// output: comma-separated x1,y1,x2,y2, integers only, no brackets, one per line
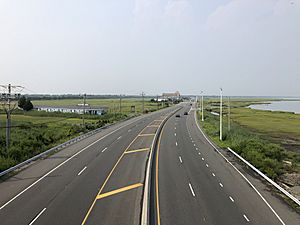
32,98,162,114
0,98,168,172
202,98,300,145
197,98,300,181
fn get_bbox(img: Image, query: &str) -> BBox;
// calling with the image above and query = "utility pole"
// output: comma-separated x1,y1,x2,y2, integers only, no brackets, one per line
220,88,223,141
228,96,231,131
201,92,204,122
141,92,145,114
119,94,122,114
0,84,22,151
82,93,86,127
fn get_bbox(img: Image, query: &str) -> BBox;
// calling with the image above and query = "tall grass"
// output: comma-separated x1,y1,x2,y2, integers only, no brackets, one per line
198,111,300,180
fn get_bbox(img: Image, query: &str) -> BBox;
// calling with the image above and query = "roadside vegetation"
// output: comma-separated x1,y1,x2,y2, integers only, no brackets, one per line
197,98,300,183
0,98,170,173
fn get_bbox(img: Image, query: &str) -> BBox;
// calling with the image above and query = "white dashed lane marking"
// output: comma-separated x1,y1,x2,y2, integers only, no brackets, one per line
179,156,183,164
243,214,250,222
189,183,196,197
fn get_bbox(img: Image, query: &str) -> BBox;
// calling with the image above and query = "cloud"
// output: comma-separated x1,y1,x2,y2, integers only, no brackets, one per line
205,0,300,31
164,0,191,19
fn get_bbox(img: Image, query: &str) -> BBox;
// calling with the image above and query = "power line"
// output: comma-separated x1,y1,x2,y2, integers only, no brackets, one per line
0,84,23,150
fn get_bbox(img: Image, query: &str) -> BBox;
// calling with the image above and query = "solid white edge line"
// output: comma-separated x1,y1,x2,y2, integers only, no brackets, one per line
0,114,150,210
243,214,250,222
193,109,286,225
189,183,196,197
29,208,46,225
101,147,108,153
77,166,87,176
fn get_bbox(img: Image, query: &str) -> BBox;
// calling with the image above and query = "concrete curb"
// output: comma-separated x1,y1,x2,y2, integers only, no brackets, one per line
141,107,182,225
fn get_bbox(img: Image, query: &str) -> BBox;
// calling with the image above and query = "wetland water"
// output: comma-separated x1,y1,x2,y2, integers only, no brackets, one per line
249,101,300,114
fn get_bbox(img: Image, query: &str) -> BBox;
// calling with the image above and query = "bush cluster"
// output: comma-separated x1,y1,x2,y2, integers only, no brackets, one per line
200,111,294,180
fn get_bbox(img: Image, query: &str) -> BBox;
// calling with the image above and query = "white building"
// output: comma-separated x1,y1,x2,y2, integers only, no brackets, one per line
35,105,107,115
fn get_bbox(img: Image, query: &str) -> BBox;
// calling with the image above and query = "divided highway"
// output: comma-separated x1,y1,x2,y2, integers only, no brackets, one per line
1,103,299,225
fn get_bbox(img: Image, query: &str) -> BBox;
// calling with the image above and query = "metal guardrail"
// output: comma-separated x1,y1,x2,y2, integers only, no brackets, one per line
227,147,300,206
193,108,300,207
0,116,135,177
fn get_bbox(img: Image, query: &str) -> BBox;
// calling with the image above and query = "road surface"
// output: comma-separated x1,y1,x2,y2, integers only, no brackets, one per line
0,103,299,225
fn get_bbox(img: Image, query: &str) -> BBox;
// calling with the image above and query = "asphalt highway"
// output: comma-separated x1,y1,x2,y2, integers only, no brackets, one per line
152,104,300,225
0,103,299,225
0,106,178,225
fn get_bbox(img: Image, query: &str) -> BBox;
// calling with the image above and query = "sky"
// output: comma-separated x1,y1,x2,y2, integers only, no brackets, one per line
0,0,299,96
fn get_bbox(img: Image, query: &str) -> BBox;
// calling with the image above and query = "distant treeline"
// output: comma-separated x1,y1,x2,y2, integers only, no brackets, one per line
23,94,157,101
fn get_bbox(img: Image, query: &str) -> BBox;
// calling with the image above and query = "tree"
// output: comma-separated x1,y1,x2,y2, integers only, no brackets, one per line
23,99,33,111
18,96,26,109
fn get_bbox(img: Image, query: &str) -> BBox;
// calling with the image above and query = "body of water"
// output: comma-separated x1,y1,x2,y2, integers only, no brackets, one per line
249,101,300,114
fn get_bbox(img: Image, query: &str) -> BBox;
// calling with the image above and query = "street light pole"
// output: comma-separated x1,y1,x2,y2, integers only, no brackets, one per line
119,94,122,114
141,92,145,114
201,91,204,121
82,93,86,127
228,96,231,131
220,88,223,141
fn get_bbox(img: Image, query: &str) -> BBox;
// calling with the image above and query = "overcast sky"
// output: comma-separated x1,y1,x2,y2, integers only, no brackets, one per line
0,0,299,96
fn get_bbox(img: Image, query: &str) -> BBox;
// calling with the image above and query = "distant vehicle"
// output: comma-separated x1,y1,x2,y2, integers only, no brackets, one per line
184,112,188,115
190,103,192,106
175,114,181,118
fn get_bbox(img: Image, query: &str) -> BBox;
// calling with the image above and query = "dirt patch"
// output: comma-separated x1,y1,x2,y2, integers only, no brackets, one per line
279,173,300,199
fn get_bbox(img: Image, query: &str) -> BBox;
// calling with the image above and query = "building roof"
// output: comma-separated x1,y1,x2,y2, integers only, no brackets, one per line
34,105,108,110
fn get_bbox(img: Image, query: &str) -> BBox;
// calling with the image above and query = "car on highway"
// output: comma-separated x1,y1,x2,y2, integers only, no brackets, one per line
175,114,181,118
184,112,188,115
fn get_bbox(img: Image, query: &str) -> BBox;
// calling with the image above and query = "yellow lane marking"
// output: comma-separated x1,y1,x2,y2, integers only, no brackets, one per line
96,183,143,200
125,148,150,154
138,133,155,137
81,121,157,225
156,124,166,225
